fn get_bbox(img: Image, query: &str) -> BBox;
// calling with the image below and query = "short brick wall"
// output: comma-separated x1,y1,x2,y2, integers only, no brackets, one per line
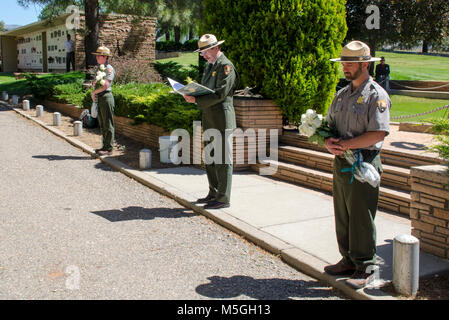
410,165,449,259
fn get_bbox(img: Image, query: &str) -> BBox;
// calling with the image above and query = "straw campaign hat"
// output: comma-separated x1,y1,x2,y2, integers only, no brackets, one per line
91,46,112,57
194,34,225,53
330,41,381,62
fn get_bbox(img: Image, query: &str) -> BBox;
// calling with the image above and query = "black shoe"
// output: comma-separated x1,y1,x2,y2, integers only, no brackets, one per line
197,195,216,204
204,201,230,209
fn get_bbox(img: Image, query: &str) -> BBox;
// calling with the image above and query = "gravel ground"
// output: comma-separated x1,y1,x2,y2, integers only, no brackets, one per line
0,104,345,300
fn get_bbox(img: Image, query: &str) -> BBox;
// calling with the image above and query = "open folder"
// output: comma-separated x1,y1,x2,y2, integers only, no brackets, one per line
168,77,214,97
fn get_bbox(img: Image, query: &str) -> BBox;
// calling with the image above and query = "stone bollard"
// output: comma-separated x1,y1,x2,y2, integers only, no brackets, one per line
139,149,152,169
22,100,30,111
393,234,419,297
12,95,19,105
2,92,9,101
53,112,62,126
36,105,44,117
73,121,83,136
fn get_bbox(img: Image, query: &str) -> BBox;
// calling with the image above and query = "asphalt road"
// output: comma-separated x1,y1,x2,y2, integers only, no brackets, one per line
0,105,343,300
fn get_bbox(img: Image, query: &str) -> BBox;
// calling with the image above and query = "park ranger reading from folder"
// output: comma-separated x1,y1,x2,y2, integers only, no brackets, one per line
183,34,239,210
324,41,391,289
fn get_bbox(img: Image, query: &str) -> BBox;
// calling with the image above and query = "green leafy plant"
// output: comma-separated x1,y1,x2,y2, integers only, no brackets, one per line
201,0,347,123
153,61,200,83
428,118,449,173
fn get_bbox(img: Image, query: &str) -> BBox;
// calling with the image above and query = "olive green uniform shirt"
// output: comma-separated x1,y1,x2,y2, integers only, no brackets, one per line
195,53,238,131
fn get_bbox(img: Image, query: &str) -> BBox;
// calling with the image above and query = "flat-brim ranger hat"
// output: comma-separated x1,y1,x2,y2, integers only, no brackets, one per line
330,41,381,62
194,34,225,53
91,46,112,57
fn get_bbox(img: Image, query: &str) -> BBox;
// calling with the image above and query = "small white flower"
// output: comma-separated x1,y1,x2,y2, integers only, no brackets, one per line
100,79,106,86
299,124,316,137
96,75,102,81
99,64,106,71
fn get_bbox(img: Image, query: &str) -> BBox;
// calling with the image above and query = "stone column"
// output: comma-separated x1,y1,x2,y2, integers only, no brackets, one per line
410,165,449,259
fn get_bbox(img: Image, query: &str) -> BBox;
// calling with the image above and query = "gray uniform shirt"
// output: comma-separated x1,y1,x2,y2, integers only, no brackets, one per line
326,77,391,150
96,63,115,92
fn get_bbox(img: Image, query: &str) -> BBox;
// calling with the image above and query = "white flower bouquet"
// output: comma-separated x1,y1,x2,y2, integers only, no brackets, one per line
91,64,108,118
299,109,380,188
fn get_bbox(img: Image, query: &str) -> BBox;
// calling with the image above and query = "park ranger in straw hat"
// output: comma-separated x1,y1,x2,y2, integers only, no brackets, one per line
91,46,116,156
323,41,391,289
183,34,239,210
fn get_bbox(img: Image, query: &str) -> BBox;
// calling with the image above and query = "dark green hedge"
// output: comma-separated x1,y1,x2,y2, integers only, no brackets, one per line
54,81,200,134
201,0,347,122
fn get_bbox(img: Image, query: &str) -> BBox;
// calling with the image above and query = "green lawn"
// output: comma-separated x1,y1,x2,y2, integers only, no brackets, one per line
390,95,449,122
157,52,199,67
0,73,31,96
337,51,449,81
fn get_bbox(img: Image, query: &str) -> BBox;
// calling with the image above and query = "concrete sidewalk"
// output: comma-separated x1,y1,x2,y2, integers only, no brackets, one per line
138,167,449,299
3,100,449,300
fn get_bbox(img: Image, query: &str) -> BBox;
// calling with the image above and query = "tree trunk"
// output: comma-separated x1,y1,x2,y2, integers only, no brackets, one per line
189,27,194,40
422,40,429,53
367,37,377,76
165,30,171,41
174,26,181,44
84,0,99,69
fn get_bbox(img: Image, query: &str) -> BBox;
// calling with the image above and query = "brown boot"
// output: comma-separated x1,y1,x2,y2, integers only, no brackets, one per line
345,270,374,289
324,259,356,276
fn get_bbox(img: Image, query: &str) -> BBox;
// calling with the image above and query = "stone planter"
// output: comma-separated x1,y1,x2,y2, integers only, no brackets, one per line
233,96,283,171
410,165,449,259
399,122,436,134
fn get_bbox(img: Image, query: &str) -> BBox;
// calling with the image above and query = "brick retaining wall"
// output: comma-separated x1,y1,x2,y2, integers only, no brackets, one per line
410,165,449,259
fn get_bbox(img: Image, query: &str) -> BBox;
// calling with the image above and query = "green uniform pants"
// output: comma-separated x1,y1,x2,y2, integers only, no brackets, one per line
332,154,382,271
97,92,115,151
205,132,233,204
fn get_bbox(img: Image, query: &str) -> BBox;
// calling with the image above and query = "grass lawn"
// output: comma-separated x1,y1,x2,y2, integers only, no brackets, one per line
0,73,31,96
157,52,199,67
390,95,449,122
337,51,449,81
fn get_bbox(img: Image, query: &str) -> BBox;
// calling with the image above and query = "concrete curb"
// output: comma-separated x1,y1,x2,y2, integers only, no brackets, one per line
1,100,397,300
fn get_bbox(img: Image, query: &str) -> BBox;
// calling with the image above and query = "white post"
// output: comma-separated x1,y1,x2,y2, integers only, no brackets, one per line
73,121,83,136
393,234,420,297
139,149,152,169
36,105,44,117
3,92,9,101
22,100,30,111
53,112,62,126
12,95,19,105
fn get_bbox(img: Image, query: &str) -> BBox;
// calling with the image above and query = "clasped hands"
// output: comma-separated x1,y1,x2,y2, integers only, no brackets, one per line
324,137,351,156
183,95,196,104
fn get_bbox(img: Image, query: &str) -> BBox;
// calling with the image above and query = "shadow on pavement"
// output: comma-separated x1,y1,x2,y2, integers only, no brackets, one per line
390,141,426,150
91,206,195,222
195,275,340,300
33,154,92,161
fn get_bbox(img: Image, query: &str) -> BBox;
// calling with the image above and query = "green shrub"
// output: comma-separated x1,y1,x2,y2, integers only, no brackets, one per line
25,71,85,100
156,41,183,52
201,0,347,123
80,82,201,133
428,118,449,172
153,61,200,83
52,81,85,106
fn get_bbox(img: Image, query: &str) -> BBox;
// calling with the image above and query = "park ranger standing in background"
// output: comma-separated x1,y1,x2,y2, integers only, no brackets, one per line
323,41,391,289
183,34,239,210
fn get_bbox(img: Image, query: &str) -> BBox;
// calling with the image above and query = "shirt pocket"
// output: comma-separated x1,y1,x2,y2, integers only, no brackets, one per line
352,103,368,133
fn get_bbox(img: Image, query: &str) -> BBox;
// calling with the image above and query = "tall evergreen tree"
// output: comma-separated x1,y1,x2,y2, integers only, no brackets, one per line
201,0,347,122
